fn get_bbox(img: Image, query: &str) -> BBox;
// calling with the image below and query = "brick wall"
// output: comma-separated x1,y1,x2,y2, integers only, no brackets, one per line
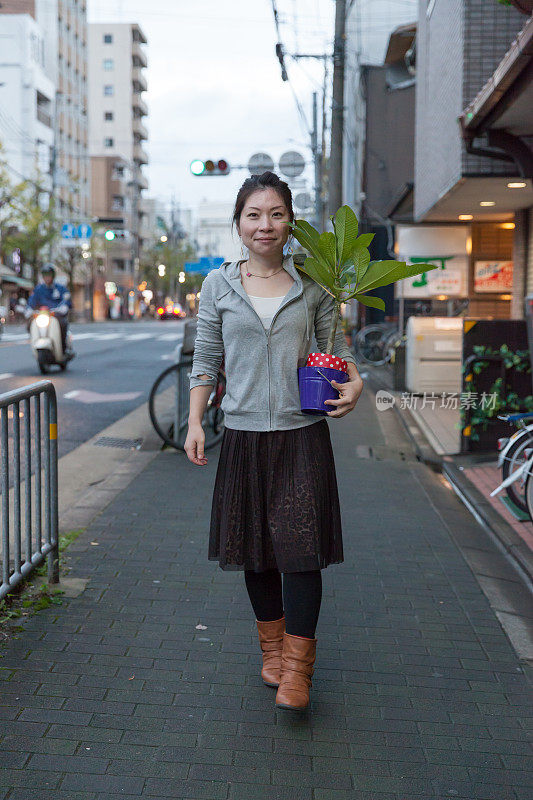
462,0,525,176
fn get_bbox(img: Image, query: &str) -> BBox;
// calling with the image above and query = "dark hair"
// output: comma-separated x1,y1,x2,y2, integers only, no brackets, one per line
232,171,294,230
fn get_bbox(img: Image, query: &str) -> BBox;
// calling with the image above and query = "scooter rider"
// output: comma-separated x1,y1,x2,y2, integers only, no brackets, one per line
26,263,73,354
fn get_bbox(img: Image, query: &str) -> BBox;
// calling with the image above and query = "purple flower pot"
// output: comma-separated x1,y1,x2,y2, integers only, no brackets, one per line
298,366,349,416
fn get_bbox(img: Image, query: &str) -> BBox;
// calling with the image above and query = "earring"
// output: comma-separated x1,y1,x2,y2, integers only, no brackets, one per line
283,235,294,257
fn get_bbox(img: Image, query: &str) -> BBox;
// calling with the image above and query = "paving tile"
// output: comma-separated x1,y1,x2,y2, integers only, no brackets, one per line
0,399,531,799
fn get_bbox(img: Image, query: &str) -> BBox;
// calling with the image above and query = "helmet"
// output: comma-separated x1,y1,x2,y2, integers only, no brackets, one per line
41,263,56,278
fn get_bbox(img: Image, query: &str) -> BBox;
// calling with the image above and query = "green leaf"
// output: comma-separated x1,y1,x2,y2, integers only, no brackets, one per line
339,266,357,287
354,232,374,249
354,294,386,311
299,257,336,296
334,206,359,265
357,260,438,293
289,220,331,271
316,231,336,269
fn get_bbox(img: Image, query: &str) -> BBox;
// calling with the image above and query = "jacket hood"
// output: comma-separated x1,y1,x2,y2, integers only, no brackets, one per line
219,254,308,340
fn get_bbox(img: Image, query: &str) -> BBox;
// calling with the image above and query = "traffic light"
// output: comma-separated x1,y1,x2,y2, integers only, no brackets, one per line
190,159,230,176
104,229,129,240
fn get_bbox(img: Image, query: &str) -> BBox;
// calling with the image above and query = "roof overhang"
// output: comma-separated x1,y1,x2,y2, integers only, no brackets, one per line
460,15,533,141
418,176,533,222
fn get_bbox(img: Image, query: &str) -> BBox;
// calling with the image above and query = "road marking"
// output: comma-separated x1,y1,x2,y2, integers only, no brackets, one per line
63,389,142,403
90,333,123,340
124,333,152,341
1,333,28,341
157,333,183,341
0,373,14,380
71,333,94,340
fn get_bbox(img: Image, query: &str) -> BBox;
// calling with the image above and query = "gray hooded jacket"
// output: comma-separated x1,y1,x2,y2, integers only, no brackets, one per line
190,255,356,431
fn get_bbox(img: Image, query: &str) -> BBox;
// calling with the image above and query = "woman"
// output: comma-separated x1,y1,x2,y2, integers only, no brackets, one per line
185,171,363,711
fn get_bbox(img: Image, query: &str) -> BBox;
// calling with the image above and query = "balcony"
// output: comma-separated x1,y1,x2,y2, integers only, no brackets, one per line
132,95,148,116
133,143,149,165
136,171,149,190
133,117,148,140
132,41,147,68
132,67,147,93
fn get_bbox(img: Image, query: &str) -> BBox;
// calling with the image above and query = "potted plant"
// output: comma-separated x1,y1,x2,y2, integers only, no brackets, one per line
497,0,533,15
288,205,437,415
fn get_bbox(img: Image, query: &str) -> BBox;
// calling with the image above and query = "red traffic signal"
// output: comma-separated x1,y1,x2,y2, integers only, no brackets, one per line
190,159,230,176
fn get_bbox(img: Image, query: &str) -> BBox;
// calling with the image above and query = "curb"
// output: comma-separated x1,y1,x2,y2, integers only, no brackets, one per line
363,367,533,591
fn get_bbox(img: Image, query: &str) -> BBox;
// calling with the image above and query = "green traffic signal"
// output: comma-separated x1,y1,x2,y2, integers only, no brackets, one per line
190,159,230,176
104,230,115,241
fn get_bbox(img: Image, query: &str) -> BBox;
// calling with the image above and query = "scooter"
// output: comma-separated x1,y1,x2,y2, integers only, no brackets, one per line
23,305,75,374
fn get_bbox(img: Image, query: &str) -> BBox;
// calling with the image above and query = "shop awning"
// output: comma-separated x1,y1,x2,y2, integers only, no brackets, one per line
0,266,33,289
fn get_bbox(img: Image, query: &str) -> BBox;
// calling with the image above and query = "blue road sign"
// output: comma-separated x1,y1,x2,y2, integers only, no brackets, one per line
184,256,224,276
78,223,92,239
61,223,76,239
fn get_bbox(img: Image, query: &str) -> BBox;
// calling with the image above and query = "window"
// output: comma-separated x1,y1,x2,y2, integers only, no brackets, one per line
104,33,113,44
104,111,113,121
103,58,114,71
103,84,113,96
104,137,114,147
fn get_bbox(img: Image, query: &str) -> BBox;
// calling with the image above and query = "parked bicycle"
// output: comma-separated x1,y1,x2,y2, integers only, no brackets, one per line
492,411,533,513
354,322,399,366
149,354,226,451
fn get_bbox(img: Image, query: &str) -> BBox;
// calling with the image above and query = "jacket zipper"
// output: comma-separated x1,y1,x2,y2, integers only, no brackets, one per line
265,285,304,429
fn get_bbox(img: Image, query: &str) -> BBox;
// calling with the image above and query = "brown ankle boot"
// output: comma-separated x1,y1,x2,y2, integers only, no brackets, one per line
275,632,317,711
256,616,285,687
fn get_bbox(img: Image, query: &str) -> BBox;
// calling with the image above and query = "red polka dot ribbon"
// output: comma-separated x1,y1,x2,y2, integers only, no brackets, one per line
306,353,348,373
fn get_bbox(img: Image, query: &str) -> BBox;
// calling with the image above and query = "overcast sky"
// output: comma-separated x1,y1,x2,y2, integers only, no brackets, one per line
87,1,418,216
88,0,337,215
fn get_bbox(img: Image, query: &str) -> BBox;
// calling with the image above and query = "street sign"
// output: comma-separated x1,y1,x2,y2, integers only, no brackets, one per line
78,223,92,239
248,152,275,175
279,150,305,178
294,191,312,211
61,223,76,239
184,256,225,276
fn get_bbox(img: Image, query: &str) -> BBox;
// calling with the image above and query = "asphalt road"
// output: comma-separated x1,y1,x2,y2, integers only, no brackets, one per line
0,319,186,459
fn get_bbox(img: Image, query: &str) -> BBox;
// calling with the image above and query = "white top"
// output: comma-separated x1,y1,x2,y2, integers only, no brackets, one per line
247,295,286,329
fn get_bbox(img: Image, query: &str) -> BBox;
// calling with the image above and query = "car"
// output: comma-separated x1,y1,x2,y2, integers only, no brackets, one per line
156,302,186,320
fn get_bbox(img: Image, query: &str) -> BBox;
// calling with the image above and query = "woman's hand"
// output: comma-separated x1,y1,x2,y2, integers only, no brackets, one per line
324,374,364,418
185,423,208,465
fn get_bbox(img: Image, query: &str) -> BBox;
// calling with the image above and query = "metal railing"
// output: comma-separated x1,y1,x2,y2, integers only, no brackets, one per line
0,381,59,600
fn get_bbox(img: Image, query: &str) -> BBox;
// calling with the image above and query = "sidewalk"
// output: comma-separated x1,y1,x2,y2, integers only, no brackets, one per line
363,363,533,588
0,386,532,799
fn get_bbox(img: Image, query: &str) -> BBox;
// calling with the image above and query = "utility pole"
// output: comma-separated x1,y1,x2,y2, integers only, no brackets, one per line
328,0,346,215
311,92,322,231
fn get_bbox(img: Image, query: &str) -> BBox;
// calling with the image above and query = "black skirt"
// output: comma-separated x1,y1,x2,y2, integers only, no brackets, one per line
209,418,344,572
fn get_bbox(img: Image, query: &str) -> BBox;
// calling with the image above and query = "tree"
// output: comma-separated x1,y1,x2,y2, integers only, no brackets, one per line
1,169,59,284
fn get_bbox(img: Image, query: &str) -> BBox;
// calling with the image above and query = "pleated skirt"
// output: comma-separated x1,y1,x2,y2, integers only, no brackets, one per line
208,418,344,572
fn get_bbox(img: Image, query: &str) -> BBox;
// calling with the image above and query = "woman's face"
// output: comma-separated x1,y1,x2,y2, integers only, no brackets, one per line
237,188,291,258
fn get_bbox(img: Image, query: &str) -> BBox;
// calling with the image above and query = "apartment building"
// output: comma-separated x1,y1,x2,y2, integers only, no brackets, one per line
412,0,532,320
88,21,149,312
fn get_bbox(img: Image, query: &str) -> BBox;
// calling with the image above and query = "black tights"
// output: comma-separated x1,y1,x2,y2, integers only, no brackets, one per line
244,567,322,639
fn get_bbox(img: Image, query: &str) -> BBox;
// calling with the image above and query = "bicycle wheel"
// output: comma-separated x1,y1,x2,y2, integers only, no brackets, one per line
149,361,226,451
522,460,533,522
149,361,191,450
355,324,396,366
382,328,403,364
501,428,533,512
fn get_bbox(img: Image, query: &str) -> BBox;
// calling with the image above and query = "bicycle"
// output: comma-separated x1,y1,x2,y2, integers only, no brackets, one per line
354,322,398,366
149,355,226,451
492,411,533,513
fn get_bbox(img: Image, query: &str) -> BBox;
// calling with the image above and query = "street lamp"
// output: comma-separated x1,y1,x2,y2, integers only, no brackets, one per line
158,264,166,276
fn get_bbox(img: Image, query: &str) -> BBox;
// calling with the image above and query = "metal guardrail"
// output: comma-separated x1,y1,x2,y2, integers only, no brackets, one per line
0,381,59,600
